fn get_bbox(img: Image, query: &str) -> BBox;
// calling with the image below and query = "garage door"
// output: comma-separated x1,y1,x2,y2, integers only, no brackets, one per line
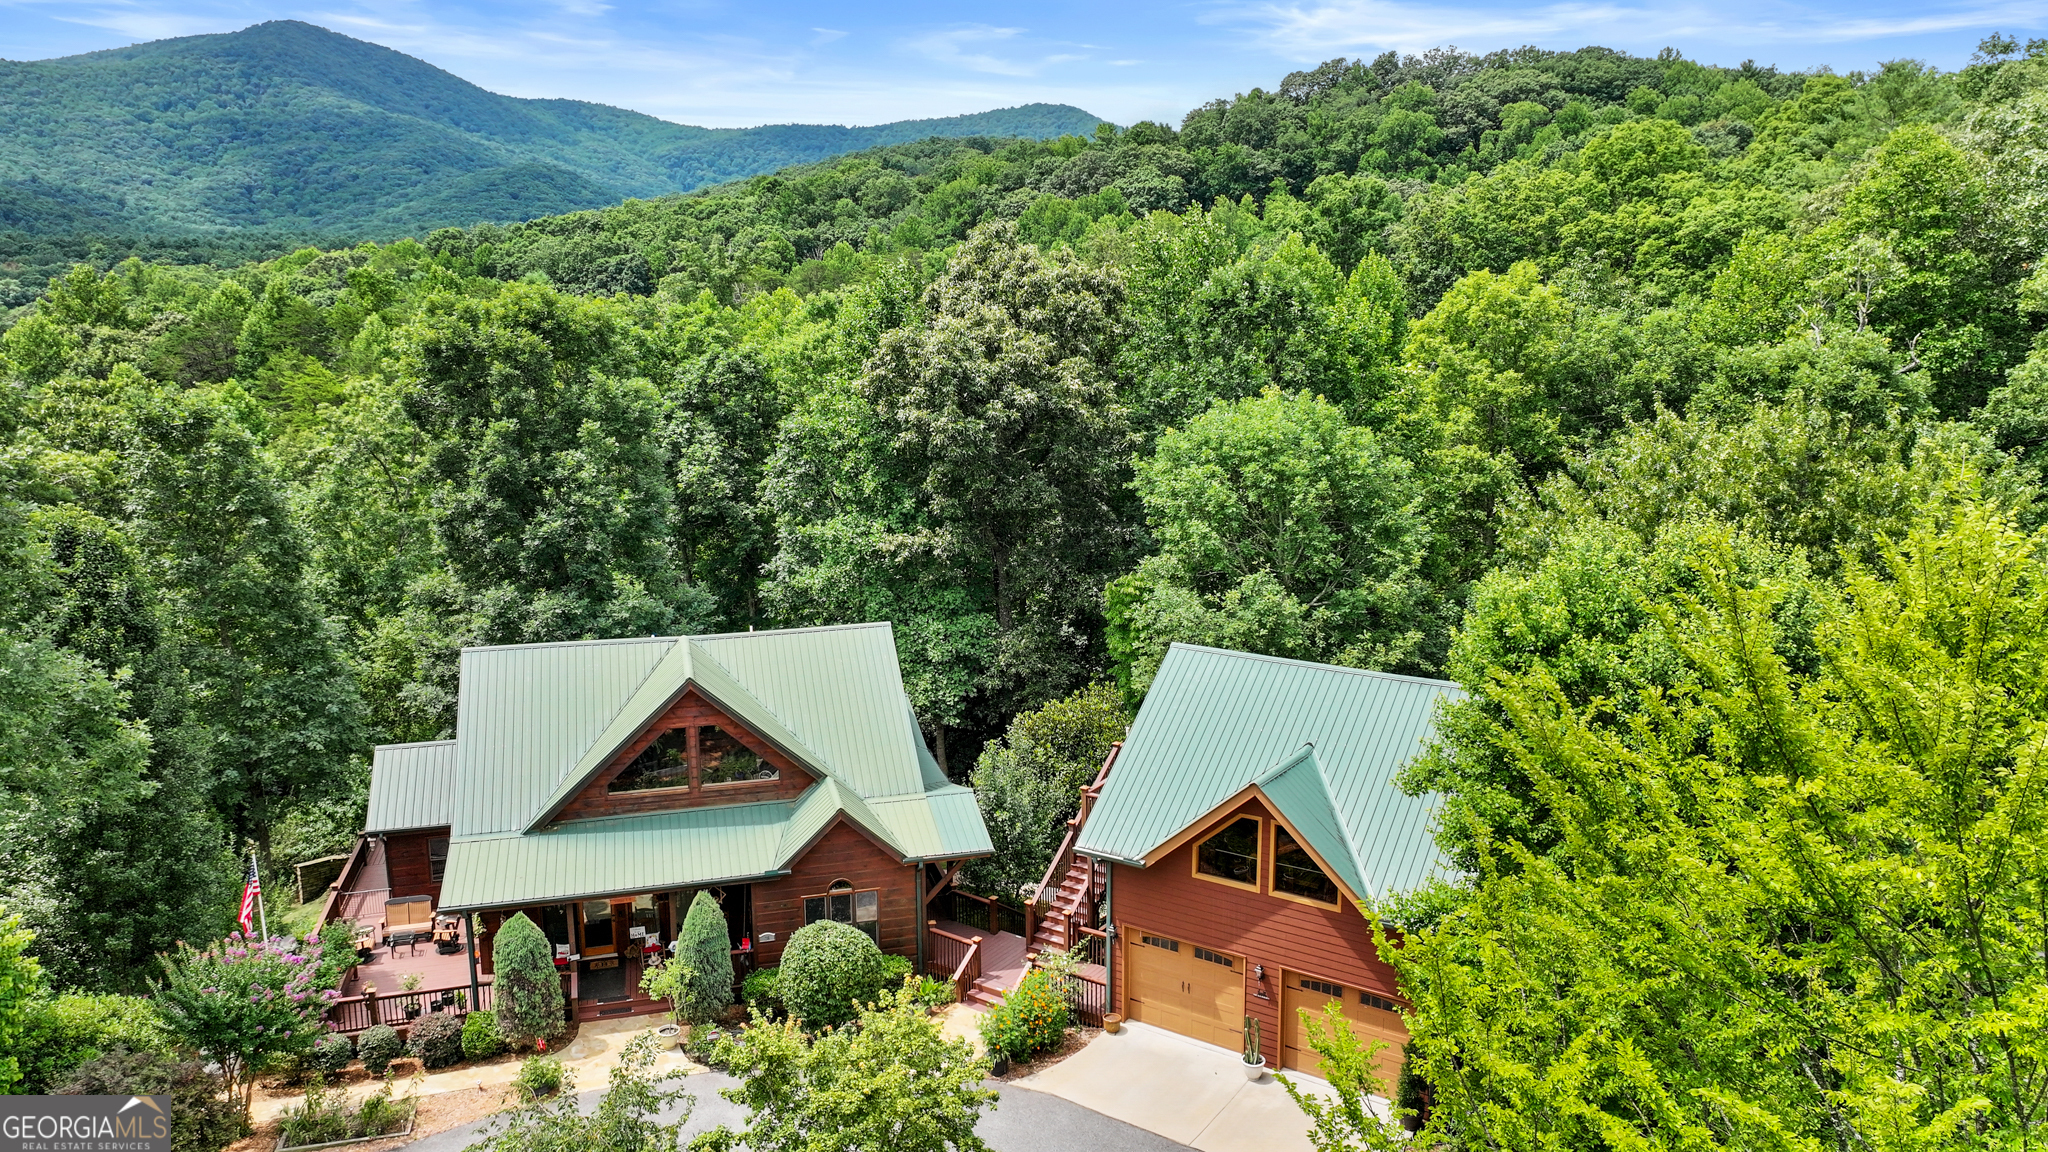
1123,929,1244,1050
1281,972,1407,1085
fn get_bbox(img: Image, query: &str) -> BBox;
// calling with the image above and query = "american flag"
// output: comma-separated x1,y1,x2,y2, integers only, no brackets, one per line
237,856,262,934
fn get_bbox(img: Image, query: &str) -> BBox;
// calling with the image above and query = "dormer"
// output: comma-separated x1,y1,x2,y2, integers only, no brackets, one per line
550,687,814,823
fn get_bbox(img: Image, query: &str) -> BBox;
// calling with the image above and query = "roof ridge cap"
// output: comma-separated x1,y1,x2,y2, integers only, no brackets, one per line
374,739,456,750
1164,643,1465,690
688,621,893,641
461,635,681,654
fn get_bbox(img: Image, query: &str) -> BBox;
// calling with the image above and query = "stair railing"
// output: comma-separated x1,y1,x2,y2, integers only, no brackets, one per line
1033,742,1121,907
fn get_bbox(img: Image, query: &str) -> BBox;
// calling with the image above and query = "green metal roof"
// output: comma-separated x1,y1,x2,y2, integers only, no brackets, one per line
377,622,992,909
365,741,458,833
1075,644,1461,901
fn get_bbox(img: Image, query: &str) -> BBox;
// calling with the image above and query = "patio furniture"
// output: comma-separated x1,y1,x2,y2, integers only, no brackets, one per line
384,896,434,956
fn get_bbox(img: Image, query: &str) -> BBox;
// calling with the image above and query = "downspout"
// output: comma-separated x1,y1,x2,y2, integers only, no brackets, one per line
1104,865,1116,1018
915,866,926,974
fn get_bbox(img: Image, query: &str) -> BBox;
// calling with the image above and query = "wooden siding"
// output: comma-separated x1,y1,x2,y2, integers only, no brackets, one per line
385,828,447,903
751,819,916,967
1108,796,1405,1055
554,687,815,823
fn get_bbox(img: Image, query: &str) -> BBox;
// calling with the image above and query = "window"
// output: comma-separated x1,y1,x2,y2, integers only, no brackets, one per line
1141,934,1180,952
1272,825,1340,904
1195,817,1262,888
699,726,775,786
1193,946,1235,969
802,880,879,942
1359,991,1403,1013
1300,977,1343,998
610,729,689,792
427,837,449,882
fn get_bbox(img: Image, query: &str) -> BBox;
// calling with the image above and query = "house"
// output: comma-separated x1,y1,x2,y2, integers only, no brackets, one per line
1064,643,1459,1082
321,622,994,1027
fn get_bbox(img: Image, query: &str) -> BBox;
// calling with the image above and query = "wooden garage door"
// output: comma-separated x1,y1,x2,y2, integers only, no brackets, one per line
1123,929,1243,1050
1281,972,1407,1085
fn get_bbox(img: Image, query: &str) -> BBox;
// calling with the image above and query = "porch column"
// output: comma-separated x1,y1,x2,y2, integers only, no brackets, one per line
465,913,481,1010
914,866,925,974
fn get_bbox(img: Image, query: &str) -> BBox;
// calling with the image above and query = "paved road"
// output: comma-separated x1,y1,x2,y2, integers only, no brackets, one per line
399,1074,1183,1152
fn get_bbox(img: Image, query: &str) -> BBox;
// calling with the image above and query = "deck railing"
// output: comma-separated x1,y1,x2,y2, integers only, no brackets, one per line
939,890,1028,938
327,980,491,1035
926,921,982,1003
1032,742,1120,905
1063,971,1107,1027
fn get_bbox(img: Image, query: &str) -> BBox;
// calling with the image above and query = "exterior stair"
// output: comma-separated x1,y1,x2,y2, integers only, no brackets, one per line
1029,854,1108,955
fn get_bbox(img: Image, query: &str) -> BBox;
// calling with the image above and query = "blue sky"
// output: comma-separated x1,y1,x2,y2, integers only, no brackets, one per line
2,0,2042,128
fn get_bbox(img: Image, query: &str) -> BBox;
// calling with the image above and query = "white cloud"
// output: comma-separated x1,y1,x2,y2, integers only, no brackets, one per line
810,27,847,45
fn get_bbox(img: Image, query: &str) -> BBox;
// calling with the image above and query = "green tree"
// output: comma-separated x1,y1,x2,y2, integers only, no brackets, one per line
153,933,332,1118
475,1034,688,1152
0,908,44,1094
697,985,996,1152
1394,504,2048,1150
963,683,1128,902
675,891,734,1024
1108,388,1430,694
493,913,565,1047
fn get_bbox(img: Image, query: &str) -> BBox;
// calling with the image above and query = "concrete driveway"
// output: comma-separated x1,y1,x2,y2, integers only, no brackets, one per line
1013,1022,1376,1152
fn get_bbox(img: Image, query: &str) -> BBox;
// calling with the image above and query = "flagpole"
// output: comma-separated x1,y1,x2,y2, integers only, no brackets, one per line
253,848,270,940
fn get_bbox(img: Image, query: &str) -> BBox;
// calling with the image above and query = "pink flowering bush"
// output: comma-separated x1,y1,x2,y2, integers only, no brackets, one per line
154,932,336,1117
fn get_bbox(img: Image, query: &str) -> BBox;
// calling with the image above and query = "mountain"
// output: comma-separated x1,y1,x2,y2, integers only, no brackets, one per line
0,20,1107,238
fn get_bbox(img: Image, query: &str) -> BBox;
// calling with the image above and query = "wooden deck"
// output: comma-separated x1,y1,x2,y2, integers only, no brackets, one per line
934,919,1032,1005
341,917,474,998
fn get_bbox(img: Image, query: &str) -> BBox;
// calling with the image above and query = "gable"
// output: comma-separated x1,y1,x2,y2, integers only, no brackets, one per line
1075,643,1461,901
551,687,814,824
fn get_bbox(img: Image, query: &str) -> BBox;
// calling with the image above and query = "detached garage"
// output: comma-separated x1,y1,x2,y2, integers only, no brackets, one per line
1067,643,1459,1086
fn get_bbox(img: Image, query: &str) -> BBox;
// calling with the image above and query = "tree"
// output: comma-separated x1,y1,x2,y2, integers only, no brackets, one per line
1392,504,2048,1150
963,683,1128,901
125,385,366,844
696,985,996,1152
397,284,714,646
676,891,734,1024
1277,1003,1407,1152
153,933,333,1118
493,913,565,1047
1107,388,1431,695
777,920,885,1030
0,908,43,1094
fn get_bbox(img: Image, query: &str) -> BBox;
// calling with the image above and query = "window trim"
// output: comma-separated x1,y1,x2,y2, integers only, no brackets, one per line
1190,813,1265,893
801,880,881,942
696,724,779,788
608,727,695,795
1268,821,1343,908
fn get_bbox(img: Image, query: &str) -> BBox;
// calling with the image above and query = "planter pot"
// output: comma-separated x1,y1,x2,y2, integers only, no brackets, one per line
1242,1056,1267,1082
1102,1013,1123,1035
1402,1115,1425,1133
990,1056,1010,1077
655,1024,683,1049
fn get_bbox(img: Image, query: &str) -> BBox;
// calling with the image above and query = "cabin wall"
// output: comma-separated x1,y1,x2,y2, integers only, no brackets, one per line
384,828,447,903
751,820,917,967
553,688,814,823
1108,796,1403,1052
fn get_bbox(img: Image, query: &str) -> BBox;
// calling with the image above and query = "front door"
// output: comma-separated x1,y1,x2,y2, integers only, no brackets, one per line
579,899,618,957
1280,972,1407,1084
1123,928,1243,1050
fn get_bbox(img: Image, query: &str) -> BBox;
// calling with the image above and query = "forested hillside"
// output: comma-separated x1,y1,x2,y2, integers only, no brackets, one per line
5,34,2048,1141
0,20,1102,240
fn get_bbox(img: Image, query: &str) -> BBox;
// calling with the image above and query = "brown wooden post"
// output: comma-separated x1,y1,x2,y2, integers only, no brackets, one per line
465,913,481,1010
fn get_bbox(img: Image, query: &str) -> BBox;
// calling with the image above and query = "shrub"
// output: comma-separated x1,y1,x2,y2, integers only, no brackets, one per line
493,914,565,1047
676,891,734,1023
877,953,913,990
978,970,1069,1062
357,1024,403,1075
279,1077,415,1149
741,966,782,1016
308,1034,354,1076
910,975,955,1009
153,932,335,1117
778,921,885,1029
17,992,171,1093
57,1048,245,1152
311,921,356,992
513,1053,565,1102
0,908,38,1095
480,1037,684,1152
462,1009,506,1061
407,1011,464,1069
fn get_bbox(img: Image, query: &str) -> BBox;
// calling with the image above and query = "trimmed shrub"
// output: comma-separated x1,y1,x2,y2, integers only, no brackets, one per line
57,1048,245,1152
741,966,782,1016
406,1011,464,1069
461,1009,506,1061
677,891,734,1023
356,1024,402,1075
978,970,1069,1062
308,1034,353,1076
778,920,885,1029
493,913,565,1047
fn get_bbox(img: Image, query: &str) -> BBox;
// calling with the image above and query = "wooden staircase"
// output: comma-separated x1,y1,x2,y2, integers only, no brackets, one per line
1029,853,1108,956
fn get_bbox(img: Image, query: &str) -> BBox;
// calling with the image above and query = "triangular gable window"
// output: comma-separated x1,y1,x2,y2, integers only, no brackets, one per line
1272,825,1339,904
608,725,781,793
610,730,689,793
